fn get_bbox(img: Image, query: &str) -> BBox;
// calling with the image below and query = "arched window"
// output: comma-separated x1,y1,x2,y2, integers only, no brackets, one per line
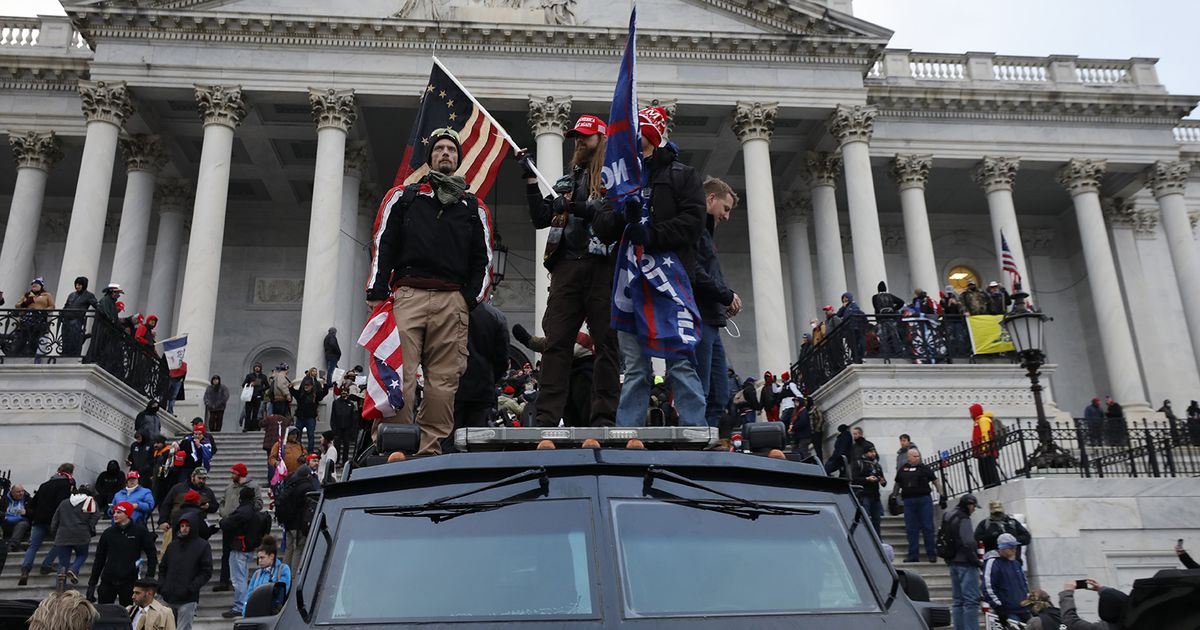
947,265,980,294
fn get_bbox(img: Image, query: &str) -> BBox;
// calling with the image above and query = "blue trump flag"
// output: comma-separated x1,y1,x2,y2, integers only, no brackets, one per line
607,6,702,361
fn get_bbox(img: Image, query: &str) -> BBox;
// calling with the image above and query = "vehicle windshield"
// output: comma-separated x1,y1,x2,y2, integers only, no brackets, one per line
316,499,596,622
611,500,877,617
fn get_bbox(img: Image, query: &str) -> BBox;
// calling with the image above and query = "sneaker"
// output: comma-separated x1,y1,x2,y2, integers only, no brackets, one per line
903,557,920,563
38,566,54,575
213,583,232,592
222,610,242,619
17,570,28,586
927,557,938,564
66,570,78,584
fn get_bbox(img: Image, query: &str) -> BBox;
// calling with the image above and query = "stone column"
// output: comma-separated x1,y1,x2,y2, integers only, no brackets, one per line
830,104,887,302
110,135,165,309
890,154,941,295
781,194,817,344
733,101,790,375
806,151,847,308
972,157,1033,293
296,88,356,375
336,141,368,364
174,85,246,397
527,95,572,336
144,180,191,336
1145,160,1200,372
56,80,134,297
1057,159,1150,412
0,131,62,303
356,193,376,368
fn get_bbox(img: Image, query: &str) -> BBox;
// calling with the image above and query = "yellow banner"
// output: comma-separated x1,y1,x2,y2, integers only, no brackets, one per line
967,315,1015,355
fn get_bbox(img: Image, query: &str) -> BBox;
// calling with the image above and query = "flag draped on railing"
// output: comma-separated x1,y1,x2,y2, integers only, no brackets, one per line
606,6,702,361
358,299,405,420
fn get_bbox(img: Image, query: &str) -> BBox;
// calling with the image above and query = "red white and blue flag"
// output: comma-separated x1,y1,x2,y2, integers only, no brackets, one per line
358,299,405,421
1000,230,1021,290
607,6,702,361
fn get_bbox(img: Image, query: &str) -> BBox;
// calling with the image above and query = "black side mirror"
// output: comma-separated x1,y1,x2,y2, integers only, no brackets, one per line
243,582,278,619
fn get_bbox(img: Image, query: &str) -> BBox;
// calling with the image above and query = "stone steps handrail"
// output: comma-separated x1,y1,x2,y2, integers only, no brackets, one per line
869,50,1159,89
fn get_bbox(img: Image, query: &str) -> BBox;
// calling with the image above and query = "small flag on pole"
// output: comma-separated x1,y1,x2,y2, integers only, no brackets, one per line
162,335,187,370
1000,230,1021,290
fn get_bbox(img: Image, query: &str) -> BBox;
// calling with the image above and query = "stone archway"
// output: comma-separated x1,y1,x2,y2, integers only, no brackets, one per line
244,342,296,375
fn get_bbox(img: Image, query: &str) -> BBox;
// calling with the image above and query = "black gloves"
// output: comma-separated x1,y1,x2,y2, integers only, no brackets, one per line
622,199,642,224
572,197,595,221
86,584,97,602
516,153,537,180
938,496,948,509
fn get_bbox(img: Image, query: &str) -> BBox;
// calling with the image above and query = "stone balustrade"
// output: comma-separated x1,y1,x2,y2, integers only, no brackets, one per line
1176,120,1200,144
0,16,90,53
869,50,1161,90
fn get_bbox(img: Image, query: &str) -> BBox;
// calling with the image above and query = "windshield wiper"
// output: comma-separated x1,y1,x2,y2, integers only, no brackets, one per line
364,467,549,523
642,466,819,520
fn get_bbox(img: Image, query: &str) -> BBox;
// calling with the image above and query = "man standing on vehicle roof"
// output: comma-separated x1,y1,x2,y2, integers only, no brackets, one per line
367,128,492,455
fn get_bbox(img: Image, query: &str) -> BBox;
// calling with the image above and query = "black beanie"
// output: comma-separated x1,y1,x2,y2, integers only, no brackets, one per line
74,276,88,290
425,129,463,168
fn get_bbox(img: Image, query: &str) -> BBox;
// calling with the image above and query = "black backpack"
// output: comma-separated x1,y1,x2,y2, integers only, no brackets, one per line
935,512,964,560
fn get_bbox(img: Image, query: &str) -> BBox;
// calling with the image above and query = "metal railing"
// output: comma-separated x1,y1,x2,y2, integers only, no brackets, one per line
792,314,983,394
0,309,168,400
928,418,1200,498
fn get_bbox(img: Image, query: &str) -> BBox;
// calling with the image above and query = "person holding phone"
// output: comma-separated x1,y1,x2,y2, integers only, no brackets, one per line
1176,539,1199,569
1058,578,1129,629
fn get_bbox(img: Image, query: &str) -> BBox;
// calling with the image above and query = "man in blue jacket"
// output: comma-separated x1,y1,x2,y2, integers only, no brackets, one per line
108,472,155,524
983,533,1031,624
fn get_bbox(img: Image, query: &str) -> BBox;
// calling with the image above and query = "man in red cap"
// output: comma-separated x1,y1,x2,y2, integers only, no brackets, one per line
158,467,217,554
87,501,156,606
516,113,623,428
108,470,155,524
213,463,261,593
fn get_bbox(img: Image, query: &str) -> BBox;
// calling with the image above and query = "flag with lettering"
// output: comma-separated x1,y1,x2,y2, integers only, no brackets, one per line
607,6,702,360
358,299,405,420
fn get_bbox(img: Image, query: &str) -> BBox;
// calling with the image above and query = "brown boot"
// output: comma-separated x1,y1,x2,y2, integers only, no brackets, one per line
17,569,28,586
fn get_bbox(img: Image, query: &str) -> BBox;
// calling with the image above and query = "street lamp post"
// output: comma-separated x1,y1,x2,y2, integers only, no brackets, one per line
1002,296,1077,471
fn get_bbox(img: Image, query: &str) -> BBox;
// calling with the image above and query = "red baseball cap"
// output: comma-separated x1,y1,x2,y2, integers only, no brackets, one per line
566,114,607,138
183,490,201,504
193,423,206,432
113,501,135,517
126,471,140,480
306,453,320,462
173,451,187,466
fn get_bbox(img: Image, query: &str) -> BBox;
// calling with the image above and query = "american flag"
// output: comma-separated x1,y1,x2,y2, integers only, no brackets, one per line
1000,231,1021,289
392,60,510,198
358,299,405,421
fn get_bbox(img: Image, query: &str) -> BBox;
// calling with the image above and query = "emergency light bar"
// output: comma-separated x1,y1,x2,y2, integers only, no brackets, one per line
453,426,720,452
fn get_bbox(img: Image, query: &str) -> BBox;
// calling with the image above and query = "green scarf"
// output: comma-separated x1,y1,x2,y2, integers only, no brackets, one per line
428,171,468,207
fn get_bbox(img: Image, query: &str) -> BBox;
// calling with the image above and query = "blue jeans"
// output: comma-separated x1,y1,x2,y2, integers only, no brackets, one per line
949,563,981,630
860,495,883,534
296,415,316,453
21,524,55,572
231,550,254,613
325,359,338,384
615,331,706,427
53,543,88,574
694,323,729,428
165,378,183,413
901,495,936,560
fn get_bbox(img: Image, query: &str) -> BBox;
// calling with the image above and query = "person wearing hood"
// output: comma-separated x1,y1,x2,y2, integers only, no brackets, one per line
269,427,306,483
49,485,101,585
323,326,342,383
12,278,55,357
61,276,98,357
1059,579,1128,629
850,442,887,532
18,463,75,585
127,431,155,487
289,377,328,453
134,314,159,352
86,501,157,606
177,422,214,475
872,281,906,359
943,494,981,630
109,471,155,524
836,291,867,362
134,400,162,442
733,377,759,426
158,514,213,630
93,460,125,511
824,424,855,475
982,533,1031,624
203,375,229,432
970,403,1002,488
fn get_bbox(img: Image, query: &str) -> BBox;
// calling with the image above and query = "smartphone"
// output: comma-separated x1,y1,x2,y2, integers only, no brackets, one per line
1178,539,1186,552
1074,579,1089,590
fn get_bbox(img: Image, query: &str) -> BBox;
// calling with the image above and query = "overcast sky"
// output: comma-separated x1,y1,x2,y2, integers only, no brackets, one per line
8,0,1199,112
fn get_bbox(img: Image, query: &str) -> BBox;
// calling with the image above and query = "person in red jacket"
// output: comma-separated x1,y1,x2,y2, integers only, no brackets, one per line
134,315,158,353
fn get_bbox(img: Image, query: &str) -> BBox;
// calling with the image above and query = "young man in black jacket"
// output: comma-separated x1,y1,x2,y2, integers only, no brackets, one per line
18,462,75,585
692,177,742,429
61,276,97,356
851,443,887,533
158,515,213,629
219,486,270,618
367,128,491,455
614,106,708,427
943,494,981,630
520,115,623,428
86,501,157,606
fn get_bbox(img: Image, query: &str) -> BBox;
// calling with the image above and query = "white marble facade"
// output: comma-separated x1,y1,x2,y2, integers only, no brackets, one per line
0,0,1199,422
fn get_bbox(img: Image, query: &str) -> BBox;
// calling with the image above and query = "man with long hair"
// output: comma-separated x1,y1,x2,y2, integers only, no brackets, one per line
517,115,623,427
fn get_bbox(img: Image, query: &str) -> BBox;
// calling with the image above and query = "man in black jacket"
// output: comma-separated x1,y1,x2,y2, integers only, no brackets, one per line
86,501,157,606
329,388,358,466
61,276,97,356
366,127,491,455
18,462,75,585
219,486,270,618
692,177,742,429
323,327,341,385
614,107,708,427
943,494,981,630
277,457,320,573
449,301,509,449
520,114,623,428
872,281,905,358
158,468,218,552
850,443,887,533
975,499,1032,558
158,515,212,629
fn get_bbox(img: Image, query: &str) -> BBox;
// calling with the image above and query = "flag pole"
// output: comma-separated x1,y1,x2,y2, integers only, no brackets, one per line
154,333,188,346
431,55,559,196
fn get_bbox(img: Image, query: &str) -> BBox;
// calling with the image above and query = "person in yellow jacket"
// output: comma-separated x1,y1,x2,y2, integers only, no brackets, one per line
970,403,1002,488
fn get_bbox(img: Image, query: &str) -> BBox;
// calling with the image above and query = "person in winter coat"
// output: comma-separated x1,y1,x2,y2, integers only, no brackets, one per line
269,427,306,484
60,276,98,356
267,363,293,418
850,442,887,532
2,484,31,549
177,423,215,475
960,280,990,316
788,399,813,456
134,400,162,442
215,464,262,593
134,315,159,353
127,431,155,487
943,494,981,630
330,388,358,466
1058,580,1128,630
219,486,271,618
11,278,55,357
1104,396,1128,447
158,514,213,630
970,403,1002,488
127,579,176,630
242,363,269,432
896,434,919,472
288,378,328,453
733,377,759,425
824,424,854,475
93,460,125,511
872,281,906,359
261,414,293,481
692,177,742,429
975,499,1032,558
985,281,1010,315
323,327,341,385
1083,397,1106,446
158,469,218,552
86,501,157,606
278,456,321,573
1022,589,1062,630
150,437,174,506
836,291,867,362
245,536,291,617
49,485,101,584
96,283,123,321
895,448,945,563
982,533,1031,624
203,376,230,432
108,471,155,524
18,463,75,585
